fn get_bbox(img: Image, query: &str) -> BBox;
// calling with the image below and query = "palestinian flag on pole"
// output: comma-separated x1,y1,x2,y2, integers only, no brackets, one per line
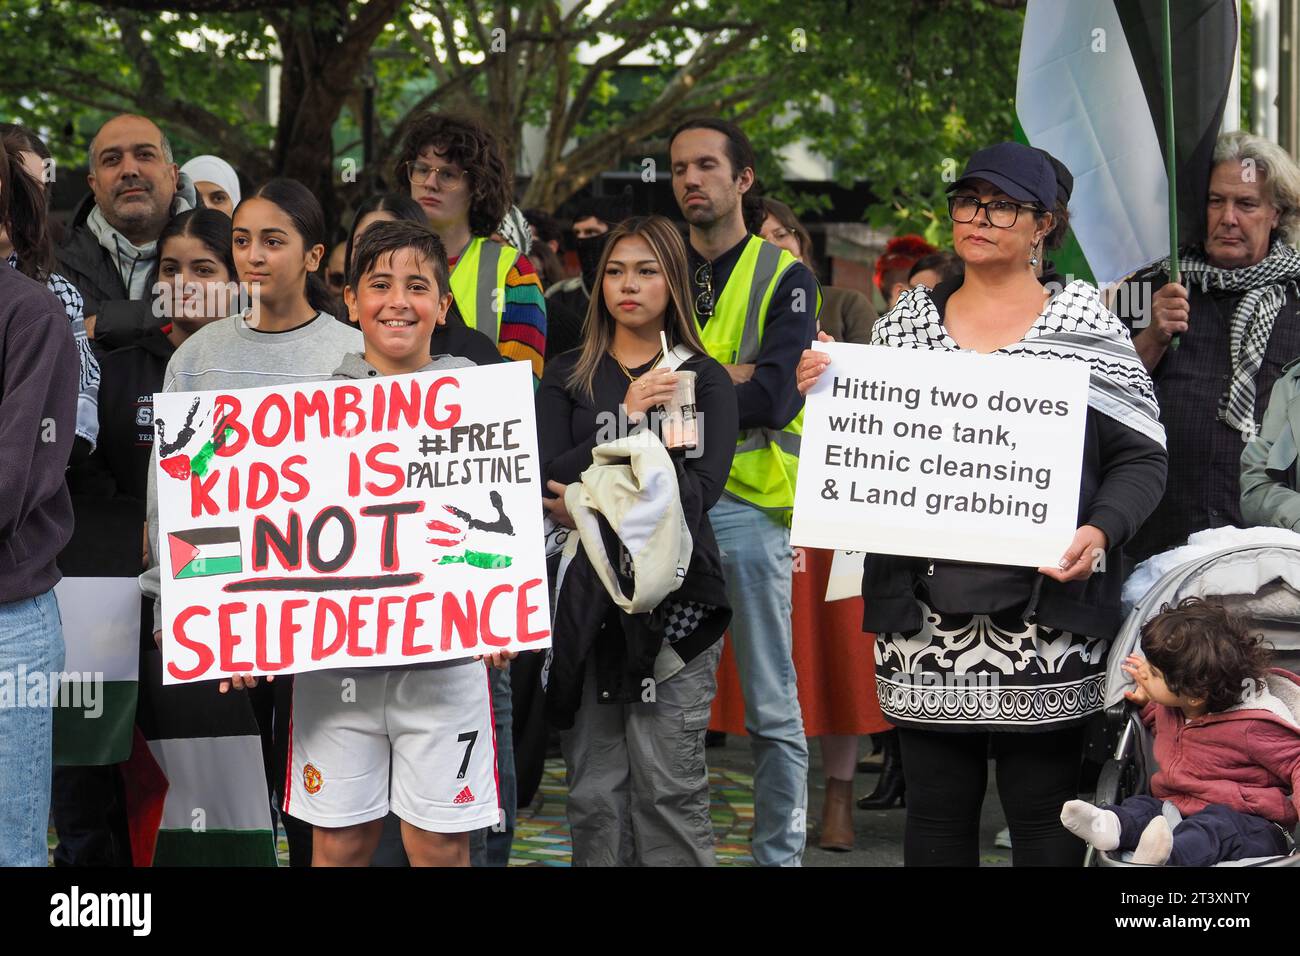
135,647,277,866
1016,0,1237,286
52,577,140,765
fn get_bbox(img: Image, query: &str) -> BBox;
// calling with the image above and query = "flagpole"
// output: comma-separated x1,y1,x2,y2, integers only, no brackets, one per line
1162,0,1182,348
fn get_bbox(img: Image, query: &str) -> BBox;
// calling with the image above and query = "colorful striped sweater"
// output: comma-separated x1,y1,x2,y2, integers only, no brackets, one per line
448,246,547,386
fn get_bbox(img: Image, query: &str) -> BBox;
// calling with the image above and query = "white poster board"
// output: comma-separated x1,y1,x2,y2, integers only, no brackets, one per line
154,361,550,683
54,577,142,681
792,342,1089,567
825,551,866,602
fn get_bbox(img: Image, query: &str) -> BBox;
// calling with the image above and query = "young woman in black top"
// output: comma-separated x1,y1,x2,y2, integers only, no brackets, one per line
537,215,738,865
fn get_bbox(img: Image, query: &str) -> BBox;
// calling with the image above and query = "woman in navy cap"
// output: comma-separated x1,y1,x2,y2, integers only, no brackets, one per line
795,143,1168,866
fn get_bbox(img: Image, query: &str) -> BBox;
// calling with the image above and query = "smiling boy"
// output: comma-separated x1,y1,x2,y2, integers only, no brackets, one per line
283,219,510,865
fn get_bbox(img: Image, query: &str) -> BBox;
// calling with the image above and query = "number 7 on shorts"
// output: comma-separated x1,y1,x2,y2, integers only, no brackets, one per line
456,731,478,779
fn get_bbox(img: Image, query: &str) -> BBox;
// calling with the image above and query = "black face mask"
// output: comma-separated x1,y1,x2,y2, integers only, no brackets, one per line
576,232,611,293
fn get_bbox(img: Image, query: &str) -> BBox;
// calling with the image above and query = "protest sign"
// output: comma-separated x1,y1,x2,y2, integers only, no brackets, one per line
825,550,866,602
791,342,1089,567
154,361,549,684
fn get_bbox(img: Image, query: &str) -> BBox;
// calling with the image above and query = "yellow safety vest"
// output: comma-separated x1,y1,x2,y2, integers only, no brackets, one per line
449,236,516,343
694,235,818,514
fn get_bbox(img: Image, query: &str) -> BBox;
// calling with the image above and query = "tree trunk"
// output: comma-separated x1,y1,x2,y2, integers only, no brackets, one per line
270,1,402,232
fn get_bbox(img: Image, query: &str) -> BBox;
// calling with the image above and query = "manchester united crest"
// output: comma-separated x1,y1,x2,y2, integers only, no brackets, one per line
303,763,323,794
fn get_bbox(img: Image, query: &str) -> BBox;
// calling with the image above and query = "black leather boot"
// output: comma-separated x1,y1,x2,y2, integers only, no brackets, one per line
856,730,905,809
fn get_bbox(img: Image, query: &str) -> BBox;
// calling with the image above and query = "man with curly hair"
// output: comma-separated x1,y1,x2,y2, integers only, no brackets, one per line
392,113,546,385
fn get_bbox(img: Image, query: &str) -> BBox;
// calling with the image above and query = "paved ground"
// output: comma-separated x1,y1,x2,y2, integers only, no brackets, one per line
50,735,1012,866
509,734,1012,867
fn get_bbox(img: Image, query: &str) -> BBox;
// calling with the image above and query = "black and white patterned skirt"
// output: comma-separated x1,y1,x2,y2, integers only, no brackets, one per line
875,600,1108,732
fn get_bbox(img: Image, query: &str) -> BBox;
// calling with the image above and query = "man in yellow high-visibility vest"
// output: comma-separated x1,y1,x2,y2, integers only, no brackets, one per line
393,113,547,387
670,119,820,867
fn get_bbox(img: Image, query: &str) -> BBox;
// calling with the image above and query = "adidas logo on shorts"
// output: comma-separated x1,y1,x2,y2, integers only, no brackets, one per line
453,785,475,805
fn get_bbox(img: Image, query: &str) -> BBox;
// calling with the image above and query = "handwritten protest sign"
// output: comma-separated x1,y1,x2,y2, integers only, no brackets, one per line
154,361,549,684
792,342,1089,567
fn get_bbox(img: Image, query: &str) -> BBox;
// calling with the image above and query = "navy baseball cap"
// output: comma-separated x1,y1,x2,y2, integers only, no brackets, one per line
946,142,1059,210
1032,147,1074,206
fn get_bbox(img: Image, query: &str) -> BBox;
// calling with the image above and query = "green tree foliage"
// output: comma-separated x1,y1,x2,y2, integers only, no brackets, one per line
0,0,1026,235
758,0,1025,243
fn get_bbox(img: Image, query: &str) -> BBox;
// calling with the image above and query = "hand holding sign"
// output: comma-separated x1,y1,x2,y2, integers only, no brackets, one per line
796,331,835,395
218,672,271,694
476,650,517,671
1038,524,1108,584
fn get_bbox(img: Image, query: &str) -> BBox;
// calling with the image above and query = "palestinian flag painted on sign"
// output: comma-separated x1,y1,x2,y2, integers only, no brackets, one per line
52,577,140,766
168,526,242,579
135,647,277,866
1016,0,1237,286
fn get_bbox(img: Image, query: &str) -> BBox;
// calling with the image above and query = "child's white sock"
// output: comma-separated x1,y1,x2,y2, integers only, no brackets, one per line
1060,799,1121,851
1132,816,1174,866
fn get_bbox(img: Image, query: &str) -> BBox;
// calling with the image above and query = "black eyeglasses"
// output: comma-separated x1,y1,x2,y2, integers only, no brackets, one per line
947,195,1043,229
694,260,714,318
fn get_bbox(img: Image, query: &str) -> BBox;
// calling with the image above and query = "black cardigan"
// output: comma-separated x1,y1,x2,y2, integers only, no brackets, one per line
538,348,738,726
861,278,1169,641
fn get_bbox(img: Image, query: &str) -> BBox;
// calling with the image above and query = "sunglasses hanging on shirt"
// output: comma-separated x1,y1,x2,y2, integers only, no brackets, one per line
694,259,714,318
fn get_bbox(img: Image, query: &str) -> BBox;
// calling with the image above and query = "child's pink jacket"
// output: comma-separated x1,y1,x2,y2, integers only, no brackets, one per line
1141,669,1300,827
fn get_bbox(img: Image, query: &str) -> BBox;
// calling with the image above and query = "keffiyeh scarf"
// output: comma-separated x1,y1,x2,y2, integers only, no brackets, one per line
873,280,1166,448
496,205,532,256
1168,240,1300,437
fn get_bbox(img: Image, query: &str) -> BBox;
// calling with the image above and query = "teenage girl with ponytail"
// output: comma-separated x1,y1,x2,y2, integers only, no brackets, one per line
140,179,361,866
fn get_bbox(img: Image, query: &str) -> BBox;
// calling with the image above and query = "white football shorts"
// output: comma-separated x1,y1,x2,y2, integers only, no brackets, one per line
285,661,500,833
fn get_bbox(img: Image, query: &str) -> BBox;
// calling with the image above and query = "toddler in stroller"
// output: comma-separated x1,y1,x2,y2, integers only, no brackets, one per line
1062,597,1300,866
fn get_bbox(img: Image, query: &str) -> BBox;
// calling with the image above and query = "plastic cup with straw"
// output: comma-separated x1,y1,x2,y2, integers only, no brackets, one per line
659,329,698,449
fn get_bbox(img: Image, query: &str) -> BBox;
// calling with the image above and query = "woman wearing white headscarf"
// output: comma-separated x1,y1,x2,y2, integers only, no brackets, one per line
179,155,241,217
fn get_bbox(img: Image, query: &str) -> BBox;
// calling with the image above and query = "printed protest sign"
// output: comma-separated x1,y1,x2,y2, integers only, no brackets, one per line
154,361,549,684
792,342,1089,567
